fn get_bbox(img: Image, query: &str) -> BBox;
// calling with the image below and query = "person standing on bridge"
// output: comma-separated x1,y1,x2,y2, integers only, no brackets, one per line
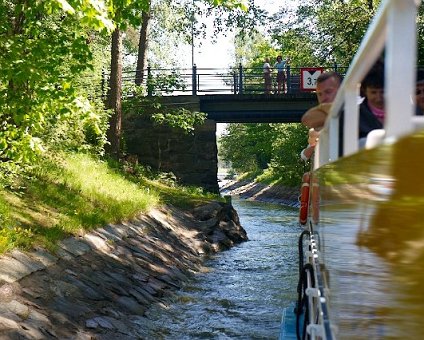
263,58,272,94
274,55,287,94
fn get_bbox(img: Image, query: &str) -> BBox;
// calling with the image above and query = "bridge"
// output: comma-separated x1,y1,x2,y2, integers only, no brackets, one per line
157,93,317,123
121,65,342,192
117,65,345,122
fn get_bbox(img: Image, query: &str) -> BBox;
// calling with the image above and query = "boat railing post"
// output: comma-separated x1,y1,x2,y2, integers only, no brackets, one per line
384,0,417,139
342,86,360,157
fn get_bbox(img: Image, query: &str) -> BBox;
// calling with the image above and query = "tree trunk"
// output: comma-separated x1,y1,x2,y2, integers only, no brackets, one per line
135,3,151,85
106,28,123,159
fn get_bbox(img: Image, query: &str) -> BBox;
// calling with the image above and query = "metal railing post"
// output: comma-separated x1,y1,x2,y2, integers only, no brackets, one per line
192,64,197,95
147,66,153,96
238,63,243,94
286,65,291,94
233,70,237,94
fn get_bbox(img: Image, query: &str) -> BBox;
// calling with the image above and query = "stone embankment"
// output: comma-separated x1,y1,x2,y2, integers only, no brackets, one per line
220,179,300,208
0,202,247,339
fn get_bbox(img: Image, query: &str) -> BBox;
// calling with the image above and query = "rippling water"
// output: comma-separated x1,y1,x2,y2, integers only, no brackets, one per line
146,198,300,339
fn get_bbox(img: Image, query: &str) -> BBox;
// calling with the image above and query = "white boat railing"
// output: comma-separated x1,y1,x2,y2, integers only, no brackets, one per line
305,233,334,339
315,0,421,169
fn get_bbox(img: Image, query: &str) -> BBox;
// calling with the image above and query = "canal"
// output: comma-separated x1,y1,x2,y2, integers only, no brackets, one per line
145,197,300,339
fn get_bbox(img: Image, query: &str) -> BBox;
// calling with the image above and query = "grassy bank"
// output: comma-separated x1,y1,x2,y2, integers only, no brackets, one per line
0,152,220,254
232,169,297,187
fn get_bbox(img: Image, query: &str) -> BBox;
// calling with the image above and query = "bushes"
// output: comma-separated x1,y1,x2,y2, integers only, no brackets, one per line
218,123,309,186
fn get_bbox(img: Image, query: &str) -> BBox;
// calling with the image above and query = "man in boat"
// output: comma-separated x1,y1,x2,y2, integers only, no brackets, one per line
298,72,342,225
300,71,342,161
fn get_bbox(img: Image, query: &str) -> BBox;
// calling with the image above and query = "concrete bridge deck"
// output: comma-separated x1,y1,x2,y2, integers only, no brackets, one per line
159,93,317,123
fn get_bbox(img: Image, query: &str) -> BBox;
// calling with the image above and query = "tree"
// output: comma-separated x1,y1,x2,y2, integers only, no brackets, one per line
270,0,379,67
219,123,274,173
268,123,308,186
219,122,308,185
270,1,424,71
106,29,124,159
132,0,263,71
107,0,251,159
105,0,149,159
0,0,113,163
417,3,424,65
135,1,151,85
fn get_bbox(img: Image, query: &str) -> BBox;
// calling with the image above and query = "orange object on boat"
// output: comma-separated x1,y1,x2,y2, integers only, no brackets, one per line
299,172,310,225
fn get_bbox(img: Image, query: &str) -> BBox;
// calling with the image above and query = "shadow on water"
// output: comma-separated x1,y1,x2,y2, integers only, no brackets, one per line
145,197,301,339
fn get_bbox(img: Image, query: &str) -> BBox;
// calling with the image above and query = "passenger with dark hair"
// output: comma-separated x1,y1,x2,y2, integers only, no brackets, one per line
415,69,424,115
358,69,385,139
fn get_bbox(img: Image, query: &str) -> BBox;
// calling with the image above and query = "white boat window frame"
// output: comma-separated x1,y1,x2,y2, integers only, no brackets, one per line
315,0,421,169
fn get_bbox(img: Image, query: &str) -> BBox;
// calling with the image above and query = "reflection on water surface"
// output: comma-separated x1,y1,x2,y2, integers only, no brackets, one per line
317,131,424,339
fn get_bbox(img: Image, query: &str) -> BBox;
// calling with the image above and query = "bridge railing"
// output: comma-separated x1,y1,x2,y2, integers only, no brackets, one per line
118,65,347,96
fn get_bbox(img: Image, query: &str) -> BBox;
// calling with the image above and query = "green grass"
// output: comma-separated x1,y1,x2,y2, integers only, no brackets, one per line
0,152,217,254
140,178,221,209
235,169,298,187
255,168,283,185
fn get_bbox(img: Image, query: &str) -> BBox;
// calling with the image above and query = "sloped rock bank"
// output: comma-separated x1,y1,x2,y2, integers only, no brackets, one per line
220,179,300,208
0,202,247,339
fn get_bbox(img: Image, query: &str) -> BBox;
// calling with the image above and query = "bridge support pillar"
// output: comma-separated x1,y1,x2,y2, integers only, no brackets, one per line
123,113,219,193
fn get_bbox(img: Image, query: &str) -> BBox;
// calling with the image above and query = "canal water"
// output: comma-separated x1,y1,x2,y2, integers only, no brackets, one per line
146,197,300,339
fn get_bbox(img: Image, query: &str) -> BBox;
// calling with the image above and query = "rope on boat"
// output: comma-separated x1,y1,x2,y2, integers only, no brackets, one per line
296,263,315,340
297,230,311,278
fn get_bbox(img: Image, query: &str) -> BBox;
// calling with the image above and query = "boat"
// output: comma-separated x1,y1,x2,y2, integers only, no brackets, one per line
280,0,424,338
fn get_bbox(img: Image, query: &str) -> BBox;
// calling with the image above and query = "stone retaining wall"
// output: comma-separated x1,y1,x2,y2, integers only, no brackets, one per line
123,112,219,193
0,202,246,338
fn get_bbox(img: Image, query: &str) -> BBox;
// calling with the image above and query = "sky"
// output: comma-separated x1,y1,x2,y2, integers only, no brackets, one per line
179,0,305,69
180,13,233,69
182,0,297,135
183,0,291,69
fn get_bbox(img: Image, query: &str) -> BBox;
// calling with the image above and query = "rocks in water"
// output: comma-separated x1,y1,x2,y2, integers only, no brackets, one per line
0,201,246,338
